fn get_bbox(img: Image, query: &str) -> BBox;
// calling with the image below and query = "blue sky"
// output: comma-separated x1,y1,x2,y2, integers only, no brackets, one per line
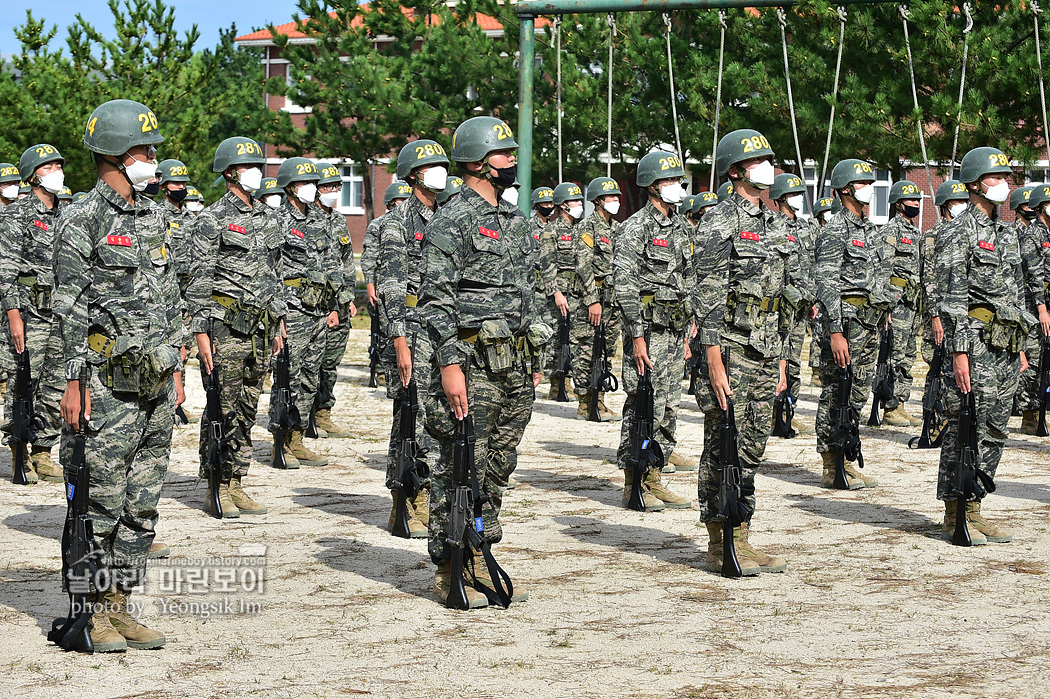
0,1,304,55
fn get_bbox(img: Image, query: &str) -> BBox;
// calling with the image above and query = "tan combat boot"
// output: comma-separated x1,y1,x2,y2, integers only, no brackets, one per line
104,588,166,649
575,395,590,420
471,548,527,602
792,418,816,435
844,461,878,488
810,368,822,387
621,469,665,511
388,490,426,538
289,431,328,466
736,522,787,573
30,446,63,482
966,501,1012,543
667,451,698,473
942,500,987,545
1019,411,1041,435
645,468,692,508
434,559,488,609
10,444,37,484
597,394,620,422
148,542,171,559
546,378,564,400
703,522,760,576
208,481,240,519
229,477,267,515
315,409,351,438
89,592,127,653
261,373,274,394
820,452,863,490
506,476,519,490
277,434,301,470
882,406,913,427
412,489,430,527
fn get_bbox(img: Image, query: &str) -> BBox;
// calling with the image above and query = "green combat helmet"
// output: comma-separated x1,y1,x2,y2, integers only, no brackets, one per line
889,180,922,204
159,159,190,184
1028,182,1050,209
769,173,806,201
316,162,341,186
18,183,30,197
384,180,412,207
679,194,697,216
83,99,163,155
212,137,264,173
958,147,1012,184
71,191,88,202
184,184,203,202
276,157,320,188
830,159,876,189
1010,185,1034,211
586,176,621,201
717,181,734,202
396,139,450,179
553,182,583,205
716,128,774,176
450,116,518,162
19,144,64,181
437,176,464,205
531,186,554,207
694,191,719,215
58,187,73,202
935,180,968,207
0,162,19,185
831,198,843,214
636,150,685,187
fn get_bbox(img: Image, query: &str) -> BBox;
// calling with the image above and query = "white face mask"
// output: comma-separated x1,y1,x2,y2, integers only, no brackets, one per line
603,200,620,216
983,181,1010,205
2,184,19,200
745,160,775,189
786,194,805,212
295,183,317,204
422,166,449,193
949,202,967,218
501,186,519,205
567,203,584,219
238,167,263,192
1044,203,1050,216
264,195,282,210
186,201,204,213
39,170,65,194
660,182,685,205
123,156,157,191
853,183,875,204
318,191,339,208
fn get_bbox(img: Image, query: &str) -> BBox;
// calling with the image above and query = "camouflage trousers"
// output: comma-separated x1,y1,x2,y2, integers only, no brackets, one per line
599,283,621,356
886,302,921,410
59,371,175,589
198,322,271,479
937,337,1019,500
2,307,64,448
270,310,326,428
546,296,577,381
1016,326,1045,412
319,308,352,411
696,339,778,522
424,352,533,564
384,321,436,491
815,316,880,453
785,314,807,402
571,302,600,398
616,325,686,471
808,312,825,370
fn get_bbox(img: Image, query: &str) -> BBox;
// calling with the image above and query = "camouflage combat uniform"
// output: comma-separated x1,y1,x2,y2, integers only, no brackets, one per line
361,214,386,367
530,214,556,369
693,194,794,520
419,186,539,564
577,208,621,354
187,191,285,478
935,203,1026,500
53,180,184,589
882,212,923,411
779,214,816,403
160,197,193,298
318,206,356,412
1015,218,1050,412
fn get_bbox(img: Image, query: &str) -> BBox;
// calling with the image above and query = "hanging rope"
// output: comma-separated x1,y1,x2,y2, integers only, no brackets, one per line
777,8,805,182
818,6,847,199
709,10,727,191
1034,2,1050,167
606,14,616,177
554,16,563,182
900,5,936,210
663,12,682,160
949,2,974,178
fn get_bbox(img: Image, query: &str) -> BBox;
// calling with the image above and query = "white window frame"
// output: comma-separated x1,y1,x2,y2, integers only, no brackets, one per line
868,169,894,225
337,164,364,215
283,72,312,114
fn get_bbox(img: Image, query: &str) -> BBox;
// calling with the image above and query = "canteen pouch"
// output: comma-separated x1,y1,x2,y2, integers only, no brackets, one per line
298,271,328,309
524,321,553,357
728,280,764,331
141,344,180,399
477,319,515,373
102,336,144,395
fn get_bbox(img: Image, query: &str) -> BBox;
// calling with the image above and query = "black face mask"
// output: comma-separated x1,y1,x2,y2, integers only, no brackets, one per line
537,204,555,217
168,188,188,203
1018,207,1037,221
902,204,920,219
143,181,160,196
488,163,517,188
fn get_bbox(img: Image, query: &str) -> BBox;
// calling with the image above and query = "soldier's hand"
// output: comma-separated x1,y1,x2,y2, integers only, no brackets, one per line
7,310,24,354
554,291,569,317
348,301,358,319
684,338,692,362
174,371,186,408
196,333,213,374
271,333,284,356
808,305,818,321
706,344,732,411
932,316,944,345
394,336,413,387
1021,350,1029,374
327,311,339,328
533,371,542,388
441,363,468,420
953,351,971,394
588,302,602,326
777,359,788,395
830,332,850,368
632,336,652,375
367,283,378,306
1039,306,1050,337
61,380,91,430
180,345,189,363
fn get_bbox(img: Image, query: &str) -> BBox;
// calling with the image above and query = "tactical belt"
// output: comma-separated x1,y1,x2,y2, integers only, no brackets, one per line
842,295,868,307
87,332,115,358
890,277,909,288
406,294,418,308
284,278,304,287
759,296,780,313
595,279,605,289
641,294,655,306
457,328,526,352
212,293,237,310
968,305,995,324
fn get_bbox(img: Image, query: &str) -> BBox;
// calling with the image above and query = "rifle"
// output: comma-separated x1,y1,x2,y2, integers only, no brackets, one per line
626,332,663,511
552,312,571,402
1037,334,1050,437
368,301,380,388
174,405,189,425
771,374,796,439
828,328,864,489
391,369,429,538
951,391,996,546
268,342,299,469
9,326,35,485
304,366,330,439
49,371,102,653
203,343,237,519
587,321,618,422
909,342,946,449
715,346,754,578
686,343,701,396
867,326,895,426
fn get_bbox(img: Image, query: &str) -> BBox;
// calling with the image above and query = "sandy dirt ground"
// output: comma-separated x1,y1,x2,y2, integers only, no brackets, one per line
2,328,1049,699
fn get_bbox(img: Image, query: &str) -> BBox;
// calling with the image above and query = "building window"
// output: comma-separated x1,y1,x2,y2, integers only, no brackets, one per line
1026,168,1050,185
339,165,364,213
869,169,893,224
283,72,312,114
803,165,826,207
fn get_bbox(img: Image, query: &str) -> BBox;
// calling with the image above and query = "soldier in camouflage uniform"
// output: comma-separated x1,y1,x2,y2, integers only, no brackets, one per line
270,157,343,466
814,159,894,489
528,186,556,378
54,99,182,652
880,180,926,427
612,149,694,511
808,196,837,385
933,147,1024,545
0,162,20,206
717,181,734,203
259,177,283,210
188,136,285,517
693,131,794,574
157,159,192,294
377,140,449,537
314,162,356,439
0,144,68,483
1016,184,1050,434
361,180,410,386
438,176,463,207
419,116,548,608
183,184,204,214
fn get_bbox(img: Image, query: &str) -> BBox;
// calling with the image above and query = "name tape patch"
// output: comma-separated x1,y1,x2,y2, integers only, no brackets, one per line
107,235,132,247
480,226,499,239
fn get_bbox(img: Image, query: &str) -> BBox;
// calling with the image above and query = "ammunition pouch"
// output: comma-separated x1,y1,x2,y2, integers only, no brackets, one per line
973,305,1031,353
92,334,178,399
890,276,922,309
17,275,53,312
843,294,886,329
524,321,553,359
643,290,689,331
476,319,517,373
727,281,775,332
286,272,331,310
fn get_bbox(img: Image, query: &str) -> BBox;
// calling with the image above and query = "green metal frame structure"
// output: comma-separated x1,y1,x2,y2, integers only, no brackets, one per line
514,0,903,210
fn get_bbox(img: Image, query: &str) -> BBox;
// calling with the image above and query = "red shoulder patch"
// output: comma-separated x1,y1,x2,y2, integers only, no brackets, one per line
33,220,47,231
415,231,423,241
228,224,247,234
851,239,865,248
978,240,994,251
787,234,797,243
652,238,669,247
899,236,913,245
107,235,131,247
740,231,760,242
532,233,539,240
1041,241,1050,248
599,236,610,244
558,234,572,242
479,226,499,239
291,228,304,239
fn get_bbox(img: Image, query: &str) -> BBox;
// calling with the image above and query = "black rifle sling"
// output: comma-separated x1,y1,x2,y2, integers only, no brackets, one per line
464,452,513,608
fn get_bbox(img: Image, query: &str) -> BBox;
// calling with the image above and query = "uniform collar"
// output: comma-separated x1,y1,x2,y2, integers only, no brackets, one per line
222,189,254,214
967,201,997,225
642,200,674,228
730,191,764,217
841,207,869,226
281,197,313,221
94,179,153,213
407,194,435,222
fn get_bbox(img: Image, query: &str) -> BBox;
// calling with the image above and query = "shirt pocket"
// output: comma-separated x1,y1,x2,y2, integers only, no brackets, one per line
463,226,504,285
95,235,139,295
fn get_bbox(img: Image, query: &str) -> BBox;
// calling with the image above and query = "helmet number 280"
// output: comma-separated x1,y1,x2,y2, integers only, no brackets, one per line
740,135,771,153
